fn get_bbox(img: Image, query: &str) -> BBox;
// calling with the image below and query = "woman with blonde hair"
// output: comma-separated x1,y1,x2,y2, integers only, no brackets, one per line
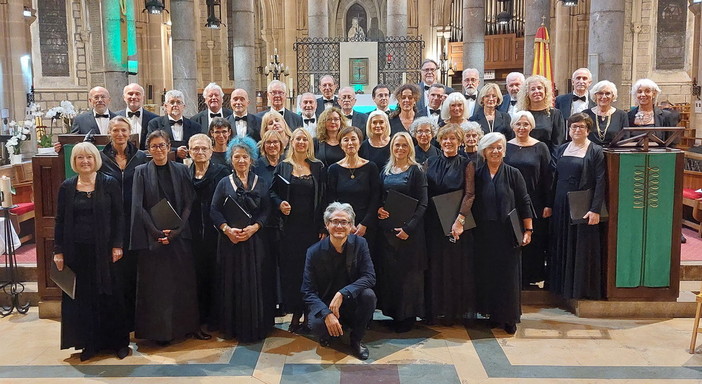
315,107,348,166
471,83,513,140
271,128,325,333
376,132,428,332
441,92,471,127
360,110,392,169
515,75,564,157
261,110,293,150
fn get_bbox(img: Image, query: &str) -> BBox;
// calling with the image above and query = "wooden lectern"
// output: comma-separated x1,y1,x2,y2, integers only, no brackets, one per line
604,127,684,301
32,134,110,318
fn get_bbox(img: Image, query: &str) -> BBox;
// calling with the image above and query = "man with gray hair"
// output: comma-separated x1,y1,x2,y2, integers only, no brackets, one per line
147,90,200,160
418,59,454,114
302,202,376,360
555,68,595,117
257,80,303,129
462,68,481,117
299,92,318,137
191,82,232,131
498,72,525,116
315,75,340,117
338,86,368,133
71,86,117,134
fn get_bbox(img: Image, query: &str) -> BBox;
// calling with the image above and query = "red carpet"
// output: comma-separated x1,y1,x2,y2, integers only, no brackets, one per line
12,243,36,265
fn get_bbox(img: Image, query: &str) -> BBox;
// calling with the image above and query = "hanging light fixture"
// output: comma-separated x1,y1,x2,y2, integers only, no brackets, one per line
144,0,166,14
561,0,579,6
205,0,225,29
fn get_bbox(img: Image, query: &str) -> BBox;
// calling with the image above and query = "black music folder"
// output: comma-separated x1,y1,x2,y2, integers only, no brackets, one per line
384,189,419,228
50,262,76,300
567,189,609,224
272,174,291,201
223,195,252,229
508,208,524,247
431,189,476,236
149,198,182,230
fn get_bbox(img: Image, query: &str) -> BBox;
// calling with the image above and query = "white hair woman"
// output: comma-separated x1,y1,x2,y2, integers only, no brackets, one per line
473,132,533,335
583,80,629,146
410,116,440,163
627,79,676,138
376,132,428,332
441,92,470,126
459,121,484,163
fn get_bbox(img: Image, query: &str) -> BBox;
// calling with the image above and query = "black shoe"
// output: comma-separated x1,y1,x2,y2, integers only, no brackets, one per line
116,346,130,360
319,336,331,347
191,330,212,340
350,340,369,360
79,348,96,362
155,339,172,346
394,317,415,333
504,323,517,335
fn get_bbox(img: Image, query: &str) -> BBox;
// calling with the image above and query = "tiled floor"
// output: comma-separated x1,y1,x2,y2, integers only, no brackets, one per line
2,306,702,383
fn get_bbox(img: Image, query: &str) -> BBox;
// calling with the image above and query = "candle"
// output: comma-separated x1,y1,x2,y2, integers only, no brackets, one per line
0,176,12,208
310,74,315,92
402,72,407,84
287,77,294,96
447,75,452,88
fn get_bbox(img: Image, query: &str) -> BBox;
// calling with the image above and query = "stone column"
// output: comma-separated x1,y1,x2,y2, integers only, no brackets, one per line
171,0,198,117
462,0,484,77
387,0,407,37
523,0,550,76
308,0,328,38
588,0,625,95
231,0,256,113
101,0,128,111
3,0,32,120
552,4,571,95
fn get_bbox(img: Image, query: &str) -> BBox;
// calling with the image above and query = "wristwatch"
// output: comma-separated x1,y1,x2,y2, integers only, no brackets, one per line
456,216,465,225
524,228,534,233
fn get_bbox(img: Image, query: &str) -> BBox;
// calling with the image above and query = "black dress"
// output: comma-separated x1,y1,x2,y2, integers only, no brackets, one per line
210,172,274,342
378,165,428,321
56,174,129,354
470,109,514,140
424,154,476,323
314,139,345,167
583,108,629,146
211,151,229,168
473,163,533,327
189,162,230,327
505,142,552,285
529,108,565,160
549,143,606,299
360,139,391,170
415,144,440,164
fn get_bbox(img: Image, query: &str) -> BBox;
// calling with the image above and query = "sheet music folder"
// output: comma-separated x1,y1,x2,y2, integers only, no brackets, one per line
508,208,523,248
149,198,182,230
567,189,609,224
223,195,252,229
384,189,418,228
50,262,76,300
431,190,476,236
272,174,291,202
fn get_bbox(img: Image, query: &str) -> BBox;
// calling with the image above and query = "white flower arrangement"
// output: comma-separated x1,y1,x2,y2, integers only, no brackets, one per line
5,120,34,155
45,100,77,120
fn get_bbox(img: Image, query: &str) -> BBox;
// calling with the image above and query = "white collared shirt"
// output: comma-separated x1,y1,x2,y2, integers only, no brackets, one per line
508,98,518,117
571,94,588,116
94,111,110,134
127,108,143,136
168,117,183,141
302,114,317,137
233,114,248,138
208,108,223,127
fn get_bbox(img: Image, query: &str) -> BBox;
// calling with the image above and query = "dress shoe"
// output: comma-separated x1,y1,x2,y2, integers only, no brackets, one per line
116,346,130,360
155,339,172,346
350,340,369,360
79,348,96,362
191,330,212,340
318,336,331,347
504,323,517,335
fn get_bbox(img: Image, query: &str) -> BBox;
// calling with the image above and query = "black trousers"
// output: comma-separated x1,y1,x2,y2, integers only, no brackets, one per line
309,288,377,343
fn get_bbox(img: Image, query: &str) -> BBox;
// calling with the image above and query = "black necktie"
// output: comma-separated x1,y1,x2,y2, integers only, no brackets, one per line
573,95,586,102
128,110,140,118
345,114,353,119
304,118,315,124
95,114,109,119
430,109,440,115
465,94,476,101
169,119,183,126
210,112,222,118
510,100,517,106
234,115,246,122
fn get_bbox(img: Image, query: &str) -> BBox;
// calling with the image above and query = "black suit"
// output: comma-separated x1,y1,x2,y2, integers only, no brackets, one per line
71,110,117,134
345,112,369,135
555,93,596,118
226,114,262,142
146,116,201,161
316,96,340,117
116,108,159,150
256,108,304,130
416,107,444,126
498,94,516,114
417,82,454,115
302,235,376,343
190,108,233,133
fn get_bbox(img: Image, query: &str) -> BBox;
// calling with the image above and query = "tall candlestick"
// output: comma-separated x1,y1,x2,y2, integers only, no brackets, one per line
310,74,315,92
401,72,407,84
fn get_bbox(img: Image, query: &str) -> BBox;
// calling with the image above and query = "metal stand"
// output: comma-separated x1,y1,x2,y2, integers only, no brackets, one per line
0,206,29,316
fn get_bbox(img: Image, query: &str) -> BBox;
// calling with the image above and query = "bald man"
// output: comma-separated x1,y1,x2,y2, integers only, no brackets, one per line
115,83,159,149
71,86,117,134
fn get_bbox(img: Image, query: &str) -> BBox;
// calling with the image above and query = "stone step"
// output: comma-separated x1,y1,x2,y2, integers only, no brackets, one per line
569,299,697,318
0,265,37,283
681,262,702,281
0,281,39,308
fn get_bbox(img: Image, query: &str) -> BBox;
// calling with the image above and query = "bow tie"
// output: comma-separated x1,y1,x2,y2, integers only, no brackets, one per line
510,100,517,106
384,110,391,115
127,110,140,118
345,114,353,119
304,118,316,124
324,99,334,104
275,110,285,116
430,109,441,115
573,95,586,102
169,119,183,126
465,94,477,101
210,112,222,118
424,85,430,91
95,114,109,119
234,115,247,122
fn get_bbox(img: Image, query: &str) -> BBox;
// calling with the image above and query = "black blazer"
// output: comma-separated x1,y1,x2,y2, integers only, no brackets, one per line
627,107,677,143
115,108,159,149
498,94,518,113
226,113,262,142
146,115,201,152
555,93,596,118
257,108,304,130
549,142,606,213
346,112,369,135
71,110,117,134
417,82,454,114
270,160,326,232
315,96,340,117
54,173,124,294
470,108,514,140
129,161,195,250
191,108,233,133
301,234,376,319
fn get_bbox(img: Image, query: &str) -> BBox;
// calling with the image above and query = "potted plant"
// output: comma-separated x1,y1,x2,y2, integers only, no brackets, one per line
5,120,32,164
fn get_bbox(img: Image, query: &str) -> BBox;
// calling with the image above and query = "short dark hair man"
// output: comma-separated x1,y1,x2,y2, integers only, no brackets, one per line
302,202,376,360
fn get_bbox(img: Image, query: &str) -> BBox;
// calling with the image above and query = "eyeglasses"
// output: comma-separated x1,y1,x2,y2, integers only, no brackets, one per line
569,125,588,131
211,130,229,136
190,146,210,153
166,100,183,106
421,68,437,73
487,146,504,153
149,143,169,151
329,219,351,227
416,129,433,136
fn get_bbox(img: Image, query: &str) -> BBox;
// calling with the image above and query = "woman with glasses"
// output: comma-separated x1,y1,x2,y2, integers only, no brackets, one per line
315,107,348,167
208,117,233,167
473,132,533,335
582,81,628,146
271,128,326,334
471,83,513,140
459,122,484,164
546,113,606,300
188,133,230,332
424,123,476,325
210,136,274,342
130,130,207,344
410,117,440,164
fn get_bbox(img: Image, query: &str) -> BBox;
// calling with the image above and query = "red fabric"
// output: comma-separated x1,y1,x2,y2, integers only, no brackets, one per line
10,202,34,215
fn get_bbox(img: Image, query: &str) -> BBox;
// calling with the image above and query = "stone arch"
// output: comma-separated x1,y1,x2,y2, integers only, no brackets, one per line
334,0,381,39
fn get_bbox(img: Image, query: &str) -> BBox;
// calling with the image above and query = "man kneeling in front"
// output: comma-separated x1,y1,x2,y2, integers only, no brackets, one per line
301,202,377,360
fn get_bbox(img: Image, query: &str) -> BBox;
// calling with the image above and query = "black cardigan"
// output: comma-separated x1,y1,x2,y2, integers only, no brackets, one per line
548,142,606,213
54,173,124,294
474,162,534,225
270,159,326,232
